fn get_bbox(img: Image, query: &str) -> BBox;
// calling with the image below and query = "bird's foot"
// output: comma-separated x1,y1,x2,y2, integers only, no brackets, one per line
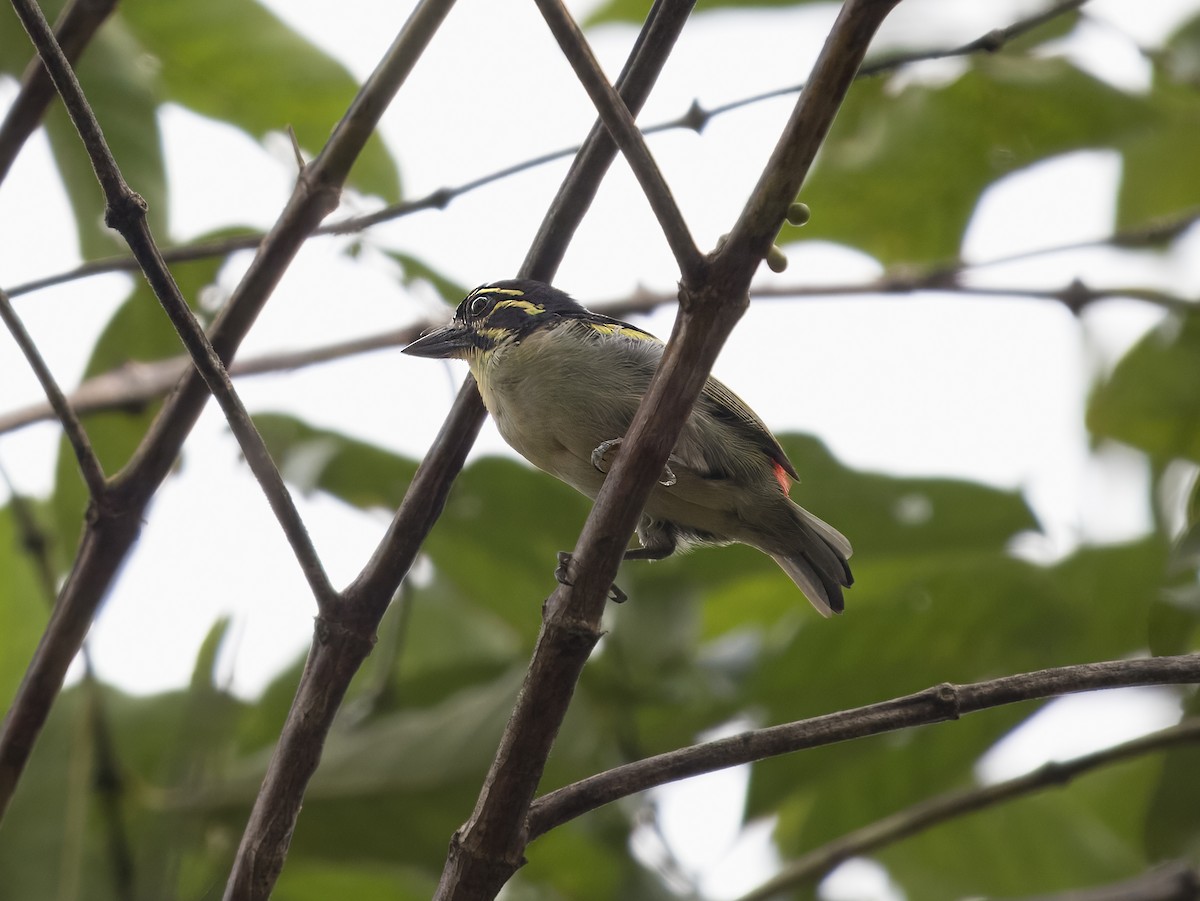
555,551,627,603
591,438,622,473
590,437,678,487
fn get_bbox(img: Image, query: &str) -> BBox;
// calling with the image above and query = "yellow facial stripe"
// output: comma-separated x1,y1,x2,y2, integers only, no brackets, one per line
493,299,546,315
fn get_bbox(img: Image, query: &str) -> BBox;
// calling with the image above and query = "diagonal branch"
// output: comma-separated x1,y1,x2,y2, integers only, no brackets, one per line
0,0,118,185
224,3,699,899
0,286,106,497
533,0,705,282
2,0,1125,303
526,655,1200,839
8,0,336,607
734,715,1200,901
0,0,458,825
433,2,899,899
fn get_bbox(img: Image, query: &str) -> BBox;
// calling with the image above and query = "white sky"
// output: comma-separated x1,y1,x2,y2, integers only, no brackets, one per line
1,1,1198,898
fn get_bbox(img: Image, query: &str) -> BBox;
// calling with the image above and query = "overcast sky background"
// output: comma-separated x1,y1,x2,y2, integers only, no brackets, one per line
2,1,1198,896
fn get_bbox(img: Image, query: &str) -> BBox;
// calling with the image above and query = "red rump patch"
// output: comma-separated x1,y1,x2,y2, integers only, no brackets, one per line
772,460,792,493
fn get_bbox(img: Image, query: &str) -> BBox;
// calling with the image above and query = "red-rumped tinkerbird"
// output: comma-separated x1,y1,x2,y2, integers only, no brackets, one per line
403,279,852,616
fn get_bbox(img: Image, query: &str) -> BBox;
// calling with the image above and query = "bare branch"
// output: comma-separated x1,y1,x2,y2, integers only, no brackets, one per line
529,655,1200,840
1,0,1148,303
1010,862,1200,901
8,0,336,604
0,287,106,496
0,0,457,827
433,3,899,899
733,716,1200,900
0,0,117,185
533,0,705,282
231,4,700,899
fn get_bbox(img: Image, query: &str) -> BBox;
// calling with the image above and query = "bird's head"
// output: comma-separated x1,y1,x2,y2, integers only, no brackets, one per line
402,279,584,361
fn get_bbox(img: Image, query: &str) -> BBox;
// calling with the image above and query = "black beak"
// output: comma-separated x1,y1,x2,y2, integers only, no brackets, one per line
402,324,475,359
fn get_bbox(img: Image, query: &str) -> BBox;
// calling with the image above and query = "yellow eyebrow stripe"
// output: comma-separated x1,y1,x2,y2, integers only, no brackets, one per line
475,286,525,297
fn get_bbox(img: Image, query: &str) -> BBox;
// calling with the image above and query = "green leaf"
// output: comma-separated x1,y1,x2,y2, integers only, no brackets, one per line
254,412,419,510
788,57,1154,265
384,250,470,306
0,505,49,707
274,860,436,901
1088,311,1200,463
119,0,400,201
585,0,826,27
881,756,1161,898
42,21,169,259
50,252,226,567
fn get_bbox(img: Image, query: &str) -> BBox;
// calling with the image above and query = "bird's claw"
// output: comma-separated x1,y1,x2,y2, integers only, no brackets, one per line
555,551,627,603
591,438,622,473
591,437,677,487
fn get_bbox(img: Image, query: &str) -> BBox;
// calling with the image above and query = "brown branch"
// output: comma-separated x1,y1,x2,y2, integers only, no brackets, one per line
1008,862,1200,901
0,325,421,437
0,286,106,496
224,3,700,899
0,0,118,186
733,715,1200,901
9,0,335,607
0,464,136,899
8,259,1190,444
529,655,1200,841
0,0,458,828
432,3,899,899
533,0,705,282
3,0,1102,302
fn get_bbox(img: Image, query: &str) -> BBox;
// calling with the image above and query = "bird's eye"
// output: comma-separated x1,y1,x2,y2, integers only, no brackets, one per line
468,295,491,317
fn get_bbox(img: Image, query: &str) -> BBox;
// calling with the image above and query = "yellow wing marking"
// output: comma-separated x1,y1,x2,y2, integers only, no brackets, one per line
585,320,660,342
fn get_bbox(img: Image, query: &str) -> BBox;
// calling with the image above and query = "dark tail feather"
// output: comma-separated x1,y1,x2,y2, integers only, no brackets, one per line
769,504,853,617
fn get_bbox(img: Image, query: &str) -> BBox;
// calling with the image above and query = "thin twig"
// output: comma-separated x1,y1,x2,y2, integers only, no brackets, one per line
7,260,1192,444
733,716,1200,901
533,0,705,282
3,0,1101,301
528,655,1200,840
430,3,898,900
0,0,118,185
0,0,457,831
0,287,106,496
8,0,336,609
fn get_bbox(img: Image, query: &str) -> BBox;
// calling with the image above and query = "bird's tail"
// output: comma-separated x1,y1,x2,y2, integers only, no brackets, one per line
768,503,853,618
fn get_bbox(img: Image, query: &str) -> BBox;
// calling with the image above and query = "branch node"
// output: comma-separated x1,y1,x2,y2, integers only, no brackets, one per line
313,612,376,653
103,189,147,233
681,99,709,133
933,682,962,719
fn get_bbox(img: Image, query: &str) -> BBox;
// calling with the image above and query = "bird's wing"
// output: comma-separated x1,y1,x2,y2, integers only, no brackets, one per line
696,376,799,481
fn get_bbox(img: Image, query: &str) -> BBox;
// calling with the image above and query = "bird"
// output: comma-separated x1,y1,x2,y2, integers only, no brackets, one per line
402,279,852,616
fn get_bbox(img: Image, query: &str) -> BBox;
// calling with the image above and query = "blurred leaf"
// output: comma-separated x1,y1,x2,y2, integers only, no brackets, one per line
50,252,225,567
0,505,48,709
748,537,1167,854
384,250,470,306
585,0,826,26
788,57,1154,264
120,0,400,201
1088,311,1200,463
1118,15,1200,225
880,755,1161,898
44,23,169,259
254,412,419,509
274,860,436,901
